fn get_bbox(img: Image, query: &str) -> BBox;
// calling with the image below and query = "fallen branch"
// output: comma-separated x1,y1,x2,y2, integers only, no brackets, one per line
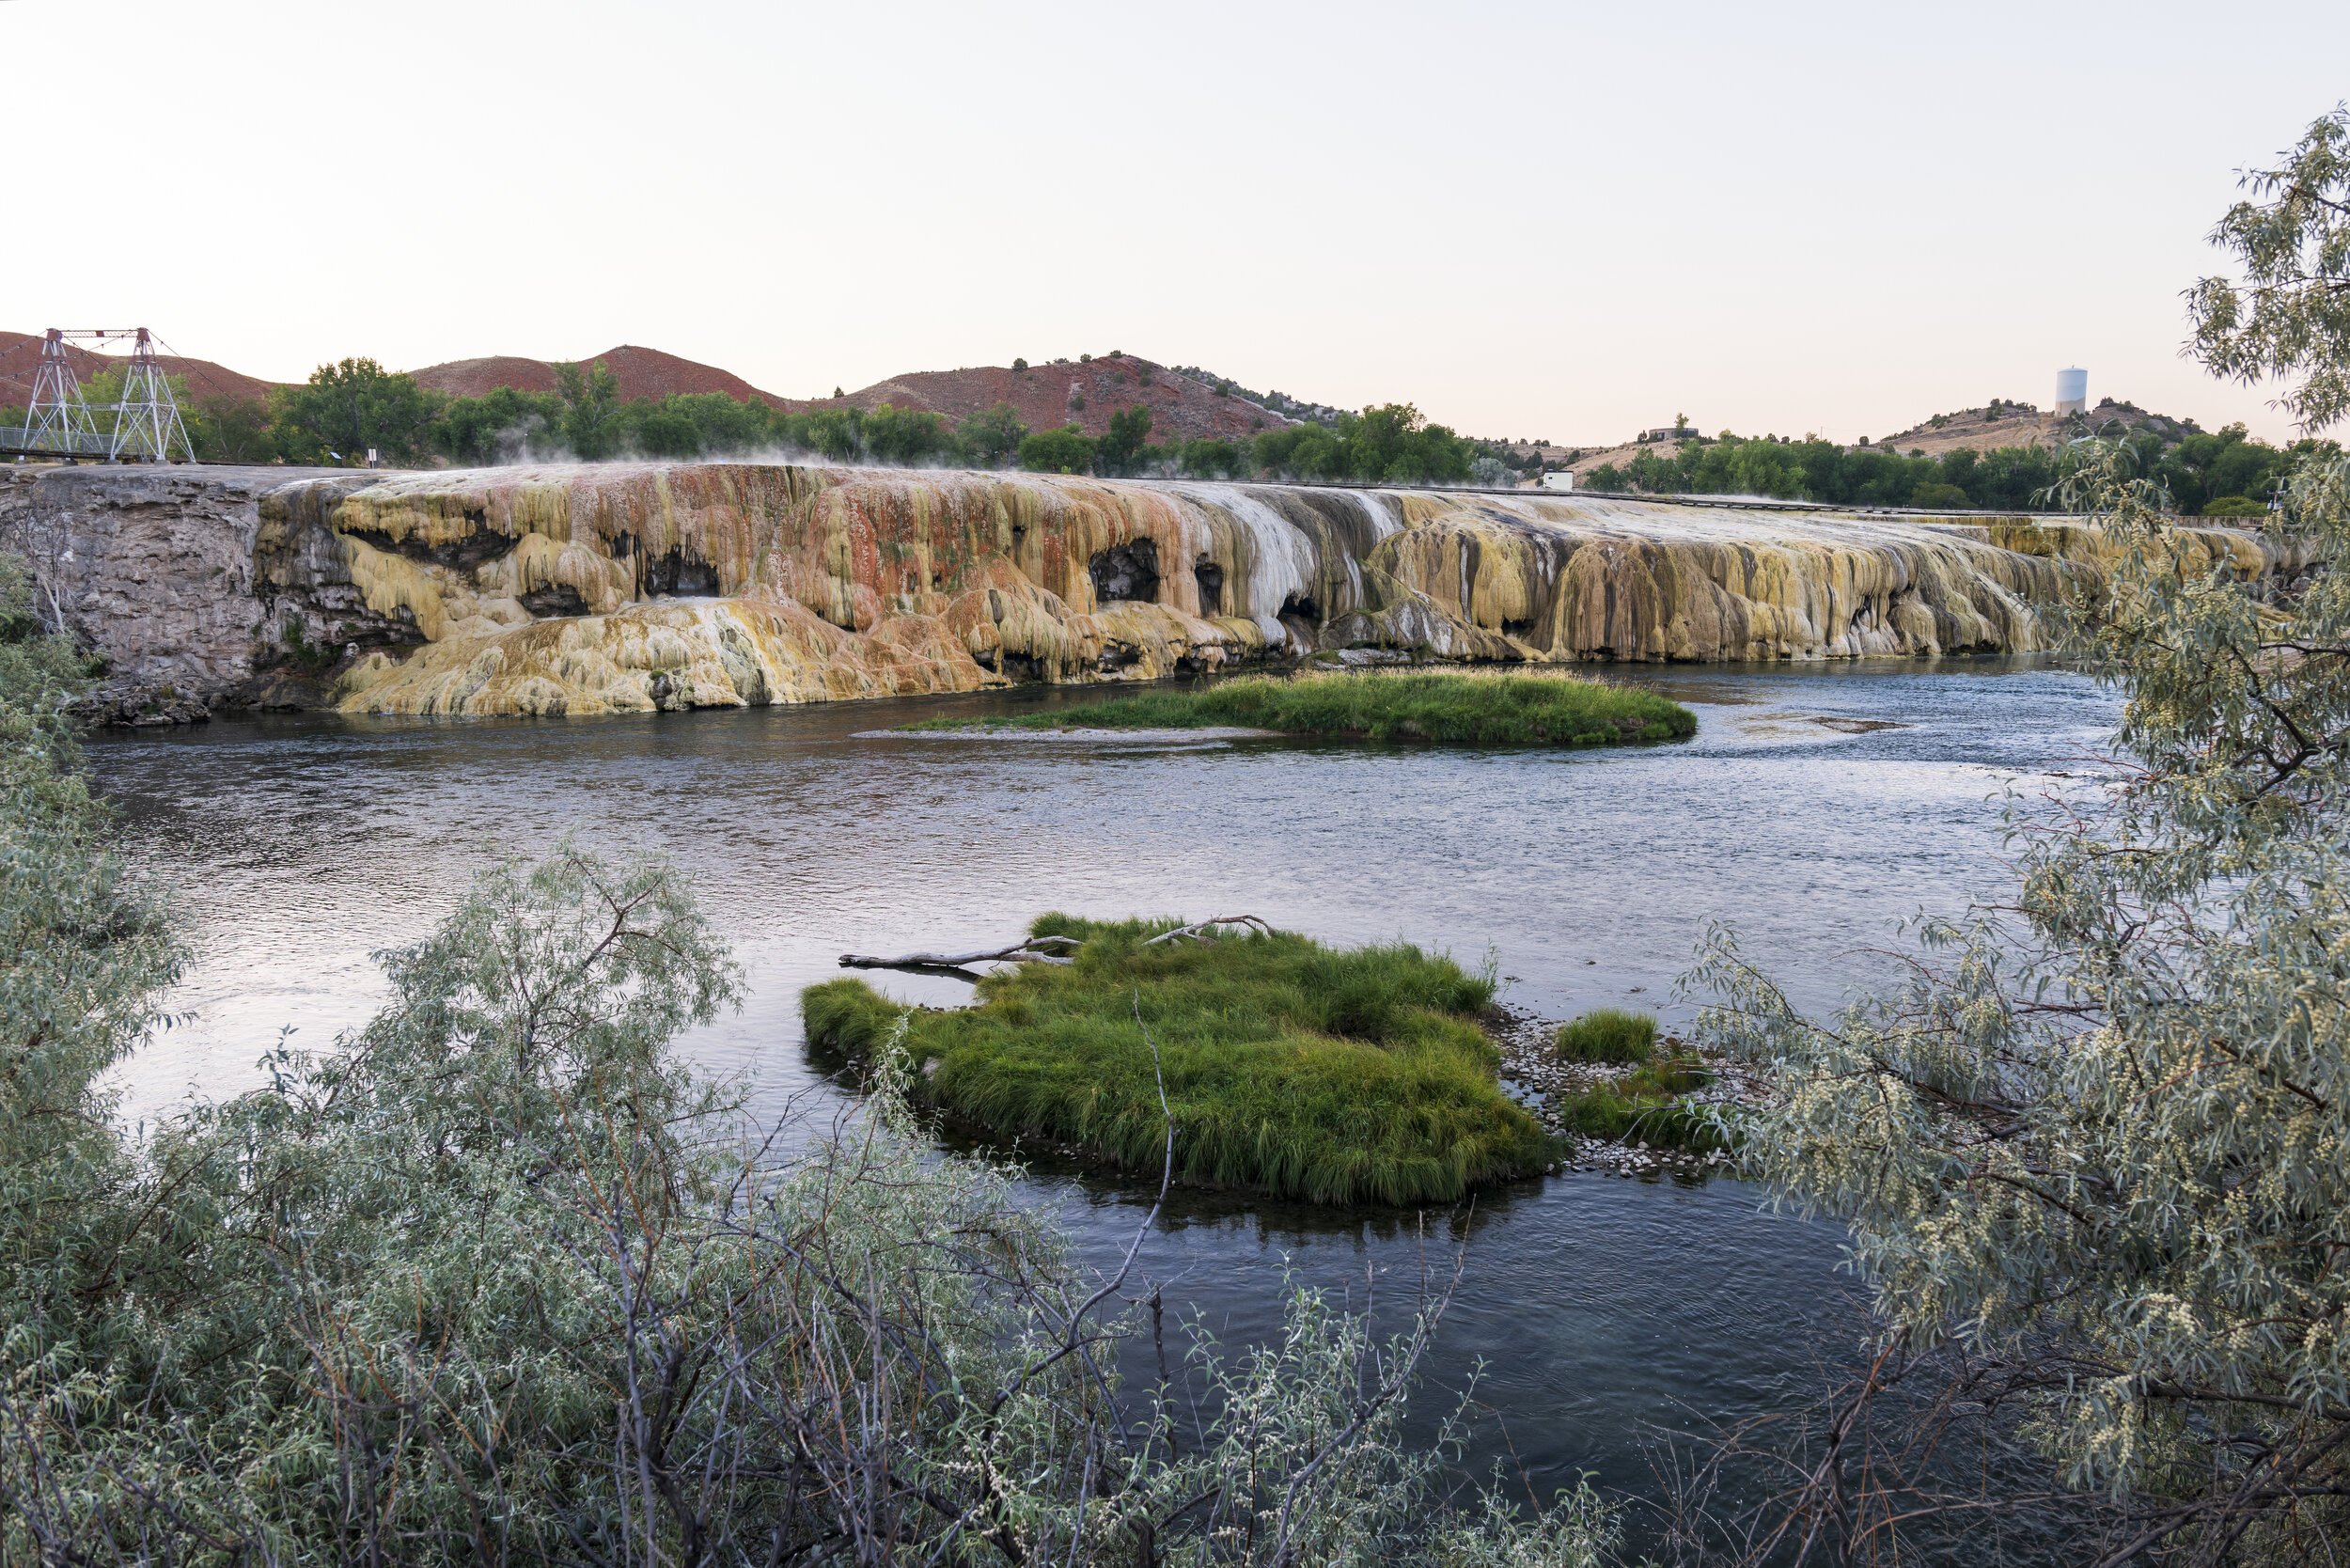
839,936,1078,973
1143,916,1275,947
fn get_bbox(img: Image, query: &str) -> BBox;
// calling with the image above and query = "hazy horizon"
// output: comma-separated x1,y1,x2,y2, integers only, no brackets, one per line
7,0,2346,445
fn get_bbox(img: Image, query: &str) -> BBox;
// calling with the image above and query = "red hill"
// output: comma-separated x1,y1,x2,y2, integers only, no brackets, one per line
822,354,1287,443
407,344,791,405
3,335,1295,449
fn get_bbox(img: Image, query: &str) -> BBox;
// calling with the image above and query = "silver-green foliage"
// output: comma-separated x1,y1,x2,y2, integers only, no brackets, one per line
1688,109,2350,1561
0,600,1613,1561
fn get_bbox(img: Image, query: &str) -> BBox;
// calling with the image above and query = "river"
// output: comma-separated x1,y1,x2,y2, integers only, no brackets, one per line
88,656,2117,1544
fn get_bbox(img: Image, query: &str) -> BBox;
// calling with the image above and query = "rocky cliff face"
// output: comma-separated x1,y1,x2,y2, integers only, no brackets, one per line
0,461,2284,721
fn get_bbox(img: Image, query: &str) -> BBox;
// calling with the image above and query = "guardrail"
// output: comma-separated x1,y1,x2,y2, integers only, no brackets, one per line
3,430,117,459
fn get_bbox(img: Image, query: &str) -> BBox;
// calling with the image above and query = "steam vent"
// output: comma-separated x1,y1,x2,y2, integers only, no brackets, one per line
0,460,2286,720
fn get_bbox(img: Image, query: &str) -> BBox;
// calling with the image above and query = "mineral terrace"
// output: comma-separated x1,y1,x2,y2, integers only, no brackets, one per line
0,461,2285,721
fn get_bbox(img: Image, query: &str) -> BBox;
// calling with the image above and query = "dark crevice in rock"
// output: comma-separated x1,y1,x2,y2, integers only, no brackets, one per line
1194,558,1225,616
1088,539,1160,604
520,583,590,618
642,547,720,597
339,525,518,570
1279,591,1321,623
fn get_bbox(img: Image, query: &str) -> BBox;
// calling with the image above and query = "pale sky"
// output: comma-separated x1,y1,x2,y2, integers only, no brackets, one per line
8,0,2345,444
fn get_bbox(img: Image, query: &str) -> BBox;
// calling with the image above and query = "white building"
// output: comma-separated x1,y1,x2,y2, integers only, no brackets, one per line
2056,367,2088,416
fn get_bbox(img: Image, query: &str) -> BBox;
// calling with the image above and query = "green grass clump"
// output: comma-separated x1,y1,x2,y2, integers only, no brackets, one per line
1555,1008,1657,1063
1554,1043,1721,1152
901,670,1696,747
802,916,1553,1205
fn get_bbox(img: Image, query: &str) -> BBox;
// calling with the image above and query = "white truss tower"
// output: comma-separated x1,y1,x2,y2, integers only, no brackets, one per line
107,329,195,463
17,330,105,459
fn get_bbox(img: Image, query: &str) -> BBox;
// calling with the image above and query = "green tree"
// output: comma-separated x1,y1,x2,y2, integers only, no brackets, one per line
1906,479,1969,508
1098,403,1153,476
190,395,274,463
555,359,624,459
958,401,1028,466
630,402,704,459
269,357,441,465
1180,436,1247,478
1018,423,1096,474
433,384,566,465
1691,109,2350,1560
800,406,865,462
2190,105,2350,431
862,402,955,465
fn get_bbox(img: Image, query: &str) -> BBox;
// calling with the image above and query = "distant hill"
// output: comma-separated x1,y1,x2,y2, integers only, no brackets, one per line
1511,397,2217,484
60,335,1292,447
814,353,1288,444
407,344,791,406
0,330,280,407
1869,398,2202,458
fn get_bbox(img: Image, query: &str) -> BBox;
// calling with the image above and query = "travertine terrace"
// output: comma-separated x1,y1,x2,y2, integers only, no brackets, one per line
0,460,2283,720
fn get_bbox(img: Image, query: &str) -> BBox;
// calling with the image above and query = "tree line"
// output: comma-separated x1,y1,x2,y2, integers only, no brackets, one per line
1585,422,2330,515
13,356,1522,487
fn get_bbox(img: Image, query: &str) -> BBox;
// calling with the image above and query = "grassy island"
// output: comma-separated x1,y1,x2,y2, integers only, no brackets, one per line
803,916,1553,1205
901,669,1697,746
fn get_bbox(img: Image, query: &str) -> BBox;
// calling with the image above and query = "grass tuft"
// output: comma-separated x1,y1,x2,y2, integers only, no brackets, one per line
1552,1025,1722,1152
900,670,1696,748
1555,1008,1657,1063
802,916,1553,1205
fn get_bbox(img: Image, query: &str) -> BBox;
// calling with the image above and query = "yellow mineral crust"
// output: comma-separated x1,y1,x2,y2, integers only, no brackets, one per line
337,597,998,716
276,463,2290,718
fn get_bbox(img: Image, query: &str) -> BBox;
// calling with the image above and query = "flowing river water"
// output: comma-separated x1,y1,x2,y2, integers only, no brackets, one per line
88,658,2119,1542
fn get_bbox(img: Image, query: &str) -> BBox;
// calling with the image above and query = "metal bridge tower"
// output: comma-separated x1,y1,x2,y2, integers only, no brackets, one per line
15,330,105,459
108,329,195,462
8,327,196,463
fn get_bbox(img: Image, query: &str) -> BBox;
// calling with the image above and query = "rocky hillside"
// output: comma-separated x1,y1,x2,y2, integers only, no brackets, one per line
1870,398,2203,458
811,353,1291,443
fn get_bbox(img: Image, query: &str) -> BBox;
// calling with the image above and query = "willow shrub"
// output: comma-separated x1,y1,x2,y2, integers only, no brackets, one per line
1688,107,2350,1560
903,669,1696,746
805,916,1553,1204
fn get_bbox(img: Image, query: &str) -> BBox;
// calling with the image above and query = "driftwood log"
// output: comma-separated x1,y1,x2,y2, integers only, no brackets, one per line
838,935,1078,974
840,917,1273,976
1142,916,1275,946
